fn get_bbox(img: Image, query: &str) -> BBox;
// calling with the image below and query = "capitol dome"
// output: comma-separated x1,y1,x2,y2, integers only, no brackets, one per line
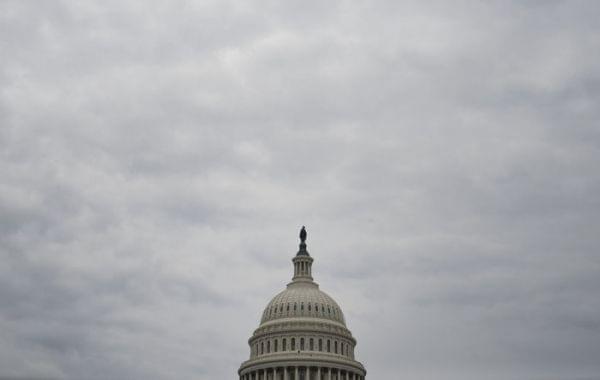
260,283,346,326
238,227,367,380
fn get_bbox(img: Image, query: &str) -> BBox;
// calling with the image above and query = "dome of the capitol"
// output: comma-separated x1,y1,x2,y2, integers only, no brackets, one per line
260,283,346,326
238,227,367,380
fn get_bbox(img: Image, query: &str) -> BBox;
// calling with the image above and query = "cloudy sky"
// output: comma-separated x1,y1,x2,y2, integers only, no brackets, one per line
1,1,600,379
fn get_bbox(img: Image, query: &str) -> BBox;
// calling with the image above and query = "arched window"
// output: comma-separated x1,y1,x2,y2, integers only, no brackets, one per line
315,304,319,312
319,339,323,351
327,340,331,352
267,340,271,353
301,303,304,311
309,338,314,351
274,339,278,352
291,338,296,351
308,303,311,311
282,338,287,351
300,338,305,350
287,303,290,311
294,303,297,311
334,341,338,354
261,342,264,355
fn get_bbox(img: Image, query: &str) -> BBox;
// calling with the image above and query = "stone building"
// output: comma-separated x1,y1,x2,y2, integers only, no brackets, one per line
238,228,367,380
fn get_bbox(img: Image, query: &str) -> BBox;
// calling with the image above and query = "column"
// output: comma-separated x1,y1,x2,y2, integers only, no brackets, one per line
295,366,299,380
328,368,332,380
317,367,321,380
284,367,288,380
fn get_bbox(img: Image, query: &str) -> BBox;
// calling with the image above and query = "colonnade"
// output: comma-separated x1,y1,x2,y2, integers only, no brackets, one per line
240,366,364,380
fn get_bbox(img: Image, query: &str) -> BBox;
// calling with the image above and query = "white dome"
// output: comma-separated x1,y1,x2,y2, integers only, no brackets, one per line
239,231,366,380
260,282,346,325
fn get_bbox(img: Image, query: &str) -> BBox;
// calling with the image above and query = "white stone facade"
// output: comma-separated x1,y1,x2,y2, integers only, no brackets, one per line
238,237,366,380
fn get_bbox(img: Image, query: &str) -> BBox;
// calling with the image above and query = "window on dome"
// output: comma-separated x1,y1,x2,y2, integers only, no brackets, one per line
291,338,296,351
294,303,297,311
334,341,338,354
327,340,331,352
274,339,278,352
300,338,305,350
287,303,290,311
319,338,323,351
267,340,270,353
308,303,311,311
280,304,283,312
309,338,314,350
301,303,304,311
282,338,287,351
261,342,264,355
255,343,258,356
315,305,319,312
328,306,331,315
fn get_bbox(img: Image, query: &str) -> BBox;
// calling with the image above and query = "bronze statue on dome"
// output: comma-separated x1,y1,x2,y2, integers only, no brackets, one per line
299,226,307,243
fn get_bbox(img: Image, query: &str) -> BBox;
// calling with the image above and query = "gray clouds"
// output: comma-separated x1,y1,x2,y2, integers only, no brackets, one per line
1,1,600,379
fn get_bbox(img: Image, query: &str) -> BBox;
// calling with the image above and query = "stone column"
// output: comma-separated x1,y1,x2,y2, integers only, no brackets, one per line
295,366,299,380
284,367,288,380
317,367,321,380
328,368,331,380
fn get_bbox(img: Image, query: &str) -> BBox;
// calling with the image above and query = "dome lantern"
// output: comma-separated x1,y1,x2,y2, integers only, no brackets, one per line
292,226,313,283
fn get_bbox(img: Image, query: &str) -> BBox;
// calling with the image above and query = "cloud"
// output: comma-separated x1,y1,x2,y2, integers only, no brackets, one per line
1,1,599,379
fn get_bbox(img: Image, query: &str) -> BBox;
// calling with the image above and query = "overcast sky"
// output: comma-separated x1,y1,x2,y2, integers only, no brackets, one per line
1,1,600,379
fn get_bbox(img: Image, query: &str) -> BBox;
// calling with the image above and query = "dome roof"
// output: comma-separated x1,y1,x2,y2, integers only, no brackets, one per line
239,228,367,380
260,282,346,325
